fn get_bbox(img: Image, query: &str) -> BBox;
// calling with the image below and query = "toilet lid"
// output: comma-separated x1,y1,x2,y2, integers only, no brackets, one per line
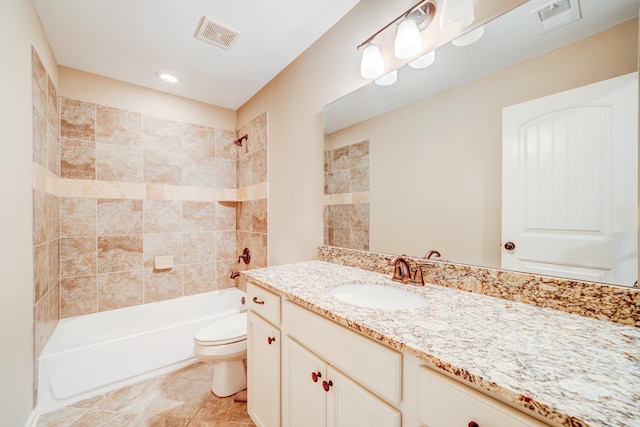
194,312,247,345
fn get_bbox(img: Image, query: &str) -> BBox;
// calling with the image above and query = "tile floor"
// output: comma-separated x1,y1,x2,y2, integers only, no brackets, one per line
36,362,256,427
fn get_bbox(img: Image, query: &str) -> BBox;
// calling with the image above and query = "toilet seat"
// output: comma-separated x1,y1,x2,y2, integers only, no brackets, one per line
194,312,247,346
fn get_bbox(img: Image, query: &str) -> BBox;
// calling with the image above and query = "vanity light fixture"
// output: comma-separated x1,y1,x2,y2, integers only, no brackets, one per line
158,73,179,83
408,50,436,69
357,0,435,78
374,70,398,87
439,0,475,35
451,25,485,46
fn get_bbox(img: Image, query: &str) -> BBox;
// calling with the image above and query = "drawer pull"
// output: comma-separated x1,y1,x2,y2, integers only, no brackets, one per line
252,297,265,305
267,336,276,345
322,380,333,392
311,372,322,383
468,422,479,427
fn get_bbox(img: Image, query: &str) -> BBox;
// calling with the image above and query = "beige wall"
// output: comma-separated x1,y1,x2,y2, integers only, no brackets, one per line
0,0,57,424
237,0,524,265
326,20,638,266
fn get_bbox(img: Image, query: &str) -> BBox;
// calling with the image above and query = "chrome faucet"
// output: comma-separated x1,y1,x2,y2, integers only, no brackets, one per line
387,256,424,286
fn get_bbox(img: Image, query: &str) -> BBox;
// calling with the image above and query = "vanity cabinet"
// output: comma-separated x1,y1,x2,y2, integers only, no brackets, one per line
247,283,281,427
418,367,549,427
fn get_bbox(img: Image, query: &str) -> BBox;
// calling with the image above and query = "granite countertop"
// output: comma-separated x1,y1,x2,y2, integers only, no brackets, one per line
243,260,640,427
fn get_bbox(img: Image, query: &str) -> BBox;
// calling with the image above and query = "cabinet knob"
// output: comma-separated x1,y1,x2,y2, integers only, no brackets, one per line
252,297,265,305
311,372,322,383
267,336,276,345
468,422,479,427
322,380,333,392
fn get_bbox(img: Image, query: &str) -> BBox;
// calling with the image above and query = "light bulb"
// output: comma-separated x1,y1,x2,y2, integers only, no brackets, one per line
452,25,485,46
394,19,422,59
158,73,179,83
374,70,398,87
360,44,385,79
408,50,436,69
439,0,475,35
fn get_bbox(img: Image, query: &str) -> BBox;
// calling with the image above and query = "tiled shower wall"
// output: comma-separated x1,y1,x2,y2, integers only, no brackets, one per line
323,140,369,251
32,49,61,359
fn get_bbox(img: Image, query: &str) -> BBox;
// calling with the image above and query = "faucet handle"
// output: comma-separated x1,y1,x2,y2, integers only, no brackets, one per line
410,266,425,286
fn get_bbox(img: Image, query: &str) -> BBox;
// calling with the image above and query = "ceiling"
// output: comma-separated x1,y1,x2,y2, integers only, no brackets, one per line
32,0,360,110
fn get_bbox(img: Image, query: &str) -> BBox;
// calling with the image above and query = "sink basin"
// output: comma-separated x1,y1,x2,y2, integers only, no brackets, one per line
330,284,427,310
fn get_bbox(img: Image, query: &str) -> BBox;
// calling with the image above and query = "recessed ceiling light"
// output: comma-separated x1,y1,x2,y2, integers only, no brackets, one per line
158,73,179,83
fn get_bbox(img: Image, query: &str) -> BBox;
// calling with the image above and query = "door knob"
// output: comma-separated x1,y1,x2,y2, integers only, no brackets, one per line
504,241,516,251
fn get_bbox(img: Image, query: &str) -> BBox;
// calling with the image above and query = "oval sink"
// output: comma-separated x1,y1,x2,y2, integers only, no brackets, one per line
330,284,427,310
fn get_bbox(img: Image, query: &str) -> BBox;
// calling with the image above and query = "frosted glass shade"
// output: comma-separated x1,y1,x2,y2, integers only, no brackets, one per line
408,50,436,69
452,25,485,46
374,70,398,87
439,0,475,35
360,44,385,78
394,19,422,59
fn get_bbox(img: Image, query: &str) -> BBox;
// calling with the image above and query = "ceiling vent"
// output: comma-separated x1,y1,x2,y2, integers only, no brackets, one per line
194,17,240,50
532,0,581,34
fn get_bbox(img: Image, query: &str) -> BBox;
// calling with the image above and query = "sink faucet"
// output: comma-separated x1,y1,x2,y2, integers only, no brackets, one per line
387,256,424,286
424,250,441,260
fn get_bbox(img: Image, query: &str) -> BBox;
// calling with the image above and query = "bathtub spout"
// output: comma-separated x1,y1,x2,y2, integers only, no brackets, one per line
230,272,241,279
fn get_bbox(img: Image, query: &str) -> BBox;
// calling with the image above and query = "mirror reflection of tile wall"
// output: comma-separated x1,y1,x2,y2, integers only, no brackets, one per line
323,141,369,251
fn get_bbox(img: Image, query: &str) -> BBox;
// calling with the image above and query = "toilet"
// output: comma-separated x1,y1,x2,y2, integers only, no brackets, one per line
193,311,248,397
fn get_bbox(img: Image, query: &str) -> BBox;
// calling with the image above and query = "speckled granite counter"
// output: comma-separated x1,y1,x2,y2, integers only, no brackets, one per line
243,261,640,427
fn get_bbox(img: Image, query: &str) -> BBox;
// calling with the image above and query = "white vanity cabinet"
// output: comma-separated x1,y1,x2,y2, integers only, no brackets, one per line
418,367,550,427
247,283,281,427
281,300,401,427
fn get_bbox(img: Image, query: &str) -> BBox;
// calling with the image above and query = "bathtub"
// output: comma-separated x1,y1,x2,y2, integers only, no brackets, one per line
38,288,247,413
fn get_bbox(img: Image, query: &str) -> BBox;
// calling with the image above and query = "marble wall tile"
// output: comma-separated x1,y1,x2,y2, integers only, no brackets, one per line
61,197,97,237
98,270,144,311
215,203,236,231
144,267,183,303
34,297,48,357
98,235,143,273
143,115,181,153
332,170,350,194
182,123,215,157
34,243,48,302
352,203,369,229
215,129,236,160
48,240,60,290
216,259,237,289
143,149,182,184
237,154,252,188
333,146,350,171
250,112,268,152
47,76,59,133
252,199,267,234
331,228,350,248
236,232,251,264
183,201,215,232
33,189,47,246
236,126,250,157
350,167,369,193
61,138,96,179
97,106,142,147
143,200,183,233
33,108,47,167
97,143,143,183
237,202,252,232
324,151,333,173
143,233,183,269
252,149,267,185
332,204,351,228
182,155,215,187
350,228,369,251
251,234,268,268
98,199,143,236
47,193,60,243
60,237,97,277
47,282,60,327
183,232,215,264
183,262,216,295
32,48,47,114
61,98,96,141
215,231,236,261
61,276,97,317
47,123,60,176
215,158,236,189
350,141,369,170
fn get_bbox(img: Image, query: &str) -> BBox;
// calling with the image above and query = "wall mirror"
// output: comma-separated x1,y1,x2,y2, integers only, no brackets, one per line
323,0,639,287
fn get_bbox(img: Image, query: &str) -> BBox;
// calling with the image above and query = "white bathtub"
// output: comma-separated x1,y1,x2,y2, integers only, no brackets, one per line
38,288,247,413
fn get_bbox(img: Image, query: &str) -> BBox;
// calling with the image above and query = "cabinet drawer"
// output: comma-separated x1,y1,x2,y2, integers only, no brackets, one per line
419,367,548,427
247,282,281,326
282,300,402,406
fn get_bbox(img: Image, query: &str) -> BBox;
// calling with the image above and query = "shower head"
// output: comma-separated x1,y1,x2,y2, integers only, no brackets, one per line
234,134,248,146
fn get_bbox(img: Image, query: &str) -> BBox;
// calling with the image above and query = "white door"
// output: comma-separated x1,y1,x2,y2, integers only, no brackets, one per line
326,366,401,427
247,311,280,427
502,72,637,286
282,336,326,427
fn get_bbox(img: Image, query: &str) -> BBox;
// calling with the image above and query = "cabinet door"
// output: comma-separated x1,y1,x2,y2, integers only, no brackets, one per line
282,336,327,427
326,366,401,427
247,311,280,427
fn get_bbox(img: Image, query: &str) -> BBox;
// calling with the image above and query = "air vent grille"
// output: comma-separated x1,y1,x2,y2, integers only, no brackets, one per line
531,0,581,33
194,17,240,50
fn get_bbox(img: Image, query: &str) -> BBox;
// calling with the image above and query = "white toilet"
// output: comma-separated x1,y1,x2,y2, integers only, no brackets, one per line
193,311,248,397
